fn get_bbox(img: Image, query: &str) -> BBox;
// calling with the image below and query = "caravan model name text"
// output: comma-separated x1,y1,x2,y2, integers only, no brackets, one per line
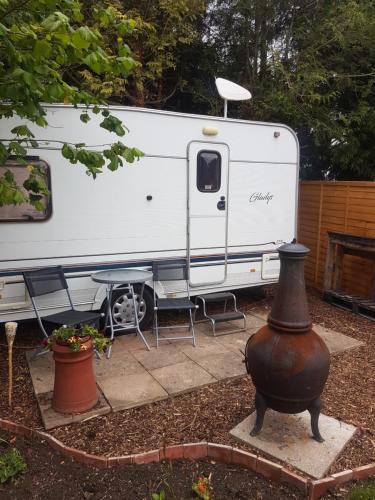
249,192,274,204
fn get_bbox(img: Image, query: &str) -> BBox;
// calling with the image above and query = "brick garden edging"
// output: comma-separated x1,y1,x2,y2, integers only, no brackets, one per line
1,418,374,500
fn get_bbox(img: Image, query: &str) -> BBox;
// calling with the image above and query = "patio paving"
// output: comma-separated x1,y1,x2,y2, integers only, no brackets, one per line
230,410,357,479
26,308,365,429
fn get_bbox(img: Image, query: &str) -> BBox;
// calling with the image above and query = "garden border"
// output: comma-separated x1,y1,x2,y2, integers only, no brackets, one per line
1,418,374,500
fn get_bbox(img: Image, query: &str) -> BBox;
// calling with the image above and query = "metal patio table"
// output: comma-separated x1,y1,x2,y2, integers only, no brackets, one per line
91,269,153,358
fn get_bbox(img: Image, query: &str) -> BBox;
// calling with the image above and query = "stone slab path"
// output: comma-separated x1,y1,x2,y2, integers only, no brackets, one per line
27,308,364,430
230,410,357,479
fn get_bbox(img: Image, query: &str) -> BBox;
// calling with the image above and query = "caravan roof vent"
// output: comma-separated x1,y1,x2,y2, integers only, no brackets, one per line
215,78,252,118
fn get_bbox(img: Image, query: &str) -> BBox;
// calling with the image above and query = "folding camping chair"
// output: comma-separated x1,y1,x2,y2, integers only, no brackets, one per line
152,259,197,347
23,266,102,353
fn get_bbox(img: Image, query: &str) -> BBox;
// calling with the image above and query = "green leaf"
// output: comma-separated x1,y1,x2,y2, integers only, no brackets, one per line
13,190,25,204
61,144,76,162
0,0,9,11
7,141,26,157
0,22,8,35
72,4,84,22
123,148,135,163
100,115,125,136
41,12,69,32
72,27,97,50
83,53,100,73
33,40,52,61
117,56,134,76
11,125,35,138
80,112,90,123
0,143,8,164
131,147,144,158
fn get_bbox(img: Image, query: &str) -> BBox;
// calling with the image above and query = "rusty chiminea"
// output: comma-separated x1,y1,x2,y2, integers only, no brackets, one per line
245,243,330,442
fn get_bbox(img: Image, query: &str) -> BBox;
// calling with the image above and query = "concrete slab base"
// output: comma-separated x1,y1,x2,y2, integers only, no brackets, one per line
230,410,357,478
38,388,111,430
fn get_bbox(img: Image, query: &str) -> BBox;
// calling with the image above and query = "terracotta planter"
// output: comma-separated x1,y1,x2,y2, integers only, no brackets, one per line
52,337,98,414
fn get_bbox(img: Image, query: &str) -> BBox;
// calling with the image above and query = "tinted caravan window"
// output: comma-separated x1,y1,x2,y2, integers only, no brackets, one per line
0,158,52,222
197,150,221,192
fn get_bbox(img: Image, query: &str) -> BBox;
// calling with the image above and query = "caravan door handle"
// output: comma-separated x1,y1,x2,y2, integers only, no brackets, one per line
217,196,226,211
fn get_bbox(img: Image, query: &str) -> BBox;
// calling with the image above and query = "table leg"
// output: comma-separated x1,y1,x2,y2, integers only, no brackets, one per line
130,284,150,351
106,284,115,359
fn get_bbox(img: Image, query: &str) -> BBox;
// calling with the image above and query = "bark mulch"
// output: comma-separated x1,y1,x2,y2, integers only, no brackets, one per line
0,289,374,481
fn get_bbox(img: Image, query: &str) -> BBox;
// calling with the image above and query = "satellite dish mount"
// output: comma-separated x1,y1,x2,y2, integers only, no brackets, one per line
215,78,252,118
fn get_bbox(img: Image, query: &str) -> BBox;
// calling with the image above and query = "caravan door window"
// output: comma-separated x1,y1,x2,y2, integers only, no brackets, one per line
0,158,52,222
197,150,221,192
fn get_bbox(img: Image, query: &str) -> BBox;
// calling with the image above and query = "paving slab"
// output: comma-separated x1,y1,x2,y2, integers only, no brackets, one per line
150,360,216,395
111,331,160,352
213,330,255,354
37,388,110,430
244,314,267,329
248,307,270,322
26,351,55,395
313,324,364,355
131,344,190,371
230,410,357,479
241,309,364,355
98,371,168,411
195,351,246,380
179,341,229,361
93,351,146,380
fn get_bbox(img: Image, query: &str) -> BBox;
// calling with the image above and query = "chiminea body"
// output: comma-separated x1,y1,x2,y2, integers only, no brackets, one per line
245,243,330,442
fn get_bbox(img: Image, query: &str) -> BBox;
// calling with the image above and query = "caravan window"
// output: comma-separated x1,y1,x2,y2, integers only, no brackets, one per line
0,158,52,222
197,150,221,192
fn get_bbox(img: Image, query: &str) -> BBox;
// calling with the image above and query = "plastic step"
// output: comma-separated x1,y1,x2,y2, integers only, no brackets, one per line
208,311,245,323
196,292,234,303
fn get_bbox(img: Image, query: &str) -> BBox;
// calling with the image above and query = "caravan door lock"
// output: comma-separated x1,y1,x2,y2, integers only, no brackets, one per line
217,196,226,210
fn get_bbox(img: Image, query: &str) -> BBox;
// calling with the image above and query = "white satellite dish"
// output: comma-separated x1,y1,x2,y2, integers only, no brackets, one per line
215,78,252,118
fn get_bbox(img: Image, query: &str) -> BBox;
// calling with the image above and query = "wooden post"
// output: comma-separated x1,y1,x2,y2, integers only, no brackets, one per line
333,246,345,292
324,239,334,291
315,183,324,286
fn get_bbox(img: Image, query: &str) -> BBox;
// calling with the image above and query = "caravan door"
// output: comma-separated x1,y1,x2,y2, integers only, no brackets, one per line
188,141,229,286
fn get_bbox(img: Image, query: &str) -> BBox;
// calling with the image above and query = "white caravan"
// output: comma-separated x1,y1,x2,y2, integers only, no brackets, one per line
0,103,299,329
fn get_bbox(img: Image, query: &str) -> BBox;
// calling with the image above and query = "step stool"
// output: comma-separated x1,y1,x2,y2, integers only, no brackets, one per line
194,292,246,336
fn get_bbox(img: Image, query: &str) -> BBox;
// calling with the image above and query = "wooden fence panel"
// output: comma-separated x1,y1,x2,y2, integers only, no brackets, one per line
298,181,375,297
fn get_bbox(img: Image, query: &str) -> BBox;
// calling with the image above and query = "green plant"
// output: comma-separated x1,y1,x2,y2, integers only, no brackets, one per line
151,490,166,500
192,474,212,500
0,447,27,483
350,479,375,500
44,324,110,353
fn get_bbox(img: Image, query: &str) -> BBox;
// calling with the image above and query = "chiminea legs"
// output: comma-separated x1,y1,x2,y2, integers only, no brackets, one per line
308,397,324,443
250,392,325,443
250,391,267,436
